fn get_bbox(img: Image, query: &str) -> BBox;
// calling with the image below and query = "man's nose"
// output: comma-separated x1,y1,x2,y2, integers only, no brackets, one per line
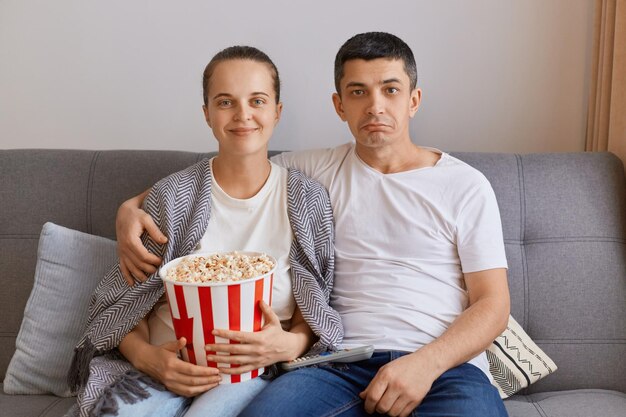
366,92,384,115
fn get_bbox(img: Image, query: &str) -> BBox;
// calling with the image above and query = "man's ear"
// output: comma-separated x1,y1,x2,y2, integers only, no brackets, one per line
332,93,347,121
409,88,422,118
202,105,212,127
274,102,283,126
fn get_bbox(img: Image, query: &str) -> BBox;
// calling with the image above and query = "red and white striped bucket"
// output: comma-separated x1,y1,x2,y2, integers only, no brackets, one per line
159,252,275,384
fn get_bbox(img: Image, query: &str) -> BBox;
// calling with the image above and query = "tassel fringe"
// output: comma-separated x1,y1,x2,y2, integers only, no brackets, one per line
67,338,98,394
88,370,166,417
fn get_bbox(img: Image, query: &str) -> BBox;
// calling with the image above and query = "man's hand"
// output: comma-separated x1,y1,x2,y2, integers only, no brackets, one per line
137,337,222,397
116,190,167,285
360,351,438,417
205,301,310,374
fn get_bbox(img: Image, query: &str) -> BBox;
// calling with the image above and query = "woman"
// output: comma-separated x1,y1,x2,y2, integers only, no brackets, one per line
68,46,343,417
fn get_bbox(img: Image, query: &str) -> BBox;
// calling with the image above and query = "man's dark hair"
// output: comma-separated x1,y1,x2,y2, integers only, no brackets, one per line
334,32,418,93
202,45,280,105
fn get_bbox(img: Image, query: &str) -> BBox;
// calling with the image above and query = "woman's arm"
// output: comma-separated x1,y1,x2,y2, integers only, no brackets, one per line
119,317,222,396
205,302,316,375
116,189,167,285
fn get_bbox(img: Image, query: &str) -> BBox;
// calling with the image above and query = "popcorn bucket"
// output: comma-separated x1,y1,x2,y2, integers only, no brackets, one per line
159,252,275,383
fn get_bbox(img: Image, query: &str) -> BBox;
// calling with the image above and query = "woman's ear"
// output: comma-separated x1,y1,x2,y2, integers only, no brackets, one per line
274,102,283,125
202,105,212,127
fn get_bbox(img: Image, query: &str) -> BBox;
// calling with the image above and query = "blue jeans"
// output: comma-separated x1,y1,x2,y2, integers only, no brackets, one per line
102,377,268,417
239,351,508,417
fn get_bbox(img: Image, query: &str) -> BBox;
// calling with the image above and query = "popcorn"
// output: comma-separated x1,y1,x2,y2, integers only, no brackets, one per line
166,252,275,284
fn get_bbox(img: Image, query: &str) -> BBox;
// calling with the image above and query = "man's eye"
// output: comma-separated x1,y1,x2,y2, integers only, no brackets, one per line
218,100,232,107
252,99,265,106
387,87,399,94
351,90,365,96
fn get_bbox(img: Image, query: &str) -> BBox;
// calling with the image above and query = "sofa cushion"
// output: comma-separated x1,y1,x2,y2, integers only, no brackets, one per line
505,389,626,417
3,223,117,396
0,384,74,417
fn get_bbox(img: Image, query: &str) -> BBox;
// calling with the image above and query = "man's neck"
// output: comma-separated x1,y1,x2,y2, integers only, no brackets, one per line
355,140,440,174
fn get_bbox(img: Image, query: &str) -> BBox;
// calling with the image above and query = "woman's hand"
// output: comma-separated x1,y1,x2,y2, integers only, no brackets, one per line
205,302,313,375
136,337,222,397
116,189,167,285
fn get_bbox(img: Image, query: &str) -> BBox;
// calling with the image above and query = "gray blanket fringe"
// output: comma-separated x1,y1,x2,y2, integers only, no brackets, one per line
68,338,98,394
89,370,167,417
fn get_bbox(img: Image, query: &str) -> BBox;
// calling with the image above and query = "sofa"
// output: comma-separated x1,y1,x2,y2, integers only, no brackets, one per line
1,148,625,417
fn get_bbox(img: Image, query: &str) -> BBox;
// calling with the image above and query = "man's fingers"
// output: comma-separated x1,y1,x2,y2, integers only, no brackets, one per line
119,260,135,286
143,214,168,244
399,401,419,417
126,261,148,282
361,379,388,414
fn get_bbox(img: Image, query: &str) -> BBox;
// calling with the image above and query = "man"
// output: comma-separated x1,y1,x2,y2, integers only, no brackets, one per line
117,32,510,416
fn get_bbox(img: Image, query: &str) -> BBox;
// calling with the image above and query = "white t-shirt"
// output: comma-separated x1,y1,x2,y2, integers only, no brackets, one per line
149,159,295,346
271,143,507,378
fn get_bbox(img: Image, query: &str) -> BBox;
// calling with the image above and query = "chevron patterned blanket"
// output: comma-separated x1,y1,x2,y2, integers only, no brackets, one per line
66,159,343,417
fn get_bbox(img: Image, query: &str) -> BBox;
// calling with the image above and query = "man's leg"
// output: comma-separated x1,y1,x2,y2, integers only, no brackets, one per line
415,363,508,417
239,352,393,417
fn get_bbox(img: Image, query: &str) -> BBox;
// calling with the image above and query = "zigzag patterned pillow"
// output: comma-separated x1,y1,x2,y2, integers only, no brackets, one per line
487,315,558,398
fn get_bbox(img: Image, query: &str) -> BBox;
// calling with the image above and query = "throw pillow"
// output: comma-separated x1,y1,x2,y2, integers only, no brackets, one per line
487,315,558,398
3,222,117,396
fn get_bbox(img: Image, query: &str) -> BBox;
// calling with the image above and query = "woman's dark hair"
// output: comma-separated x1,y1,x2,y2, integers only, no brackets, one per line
334,32,418,93
202,46,280,105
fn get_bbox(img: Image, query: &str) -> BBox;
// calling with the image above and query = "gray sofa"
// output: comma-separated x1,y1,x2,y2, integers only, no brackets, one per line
1,149,625,417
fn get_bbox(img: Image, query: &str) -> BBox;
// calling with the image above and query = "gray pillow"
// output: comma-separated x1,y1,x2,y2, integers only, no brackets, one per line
3,222,117,396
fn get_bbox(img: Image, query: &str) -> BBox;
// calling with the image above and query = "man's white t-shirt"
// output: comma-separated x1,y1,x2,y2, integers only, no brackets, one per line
149,159,296,346
271,143,507,378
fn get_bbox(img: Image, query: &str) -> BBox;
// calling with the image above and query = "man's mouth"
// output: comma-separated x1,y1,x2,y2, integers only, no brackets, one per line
361,123,389,131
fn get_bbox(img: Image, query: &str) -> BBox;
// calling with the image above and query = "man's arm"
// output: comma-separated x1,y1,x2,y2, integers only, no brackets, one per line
116,189,167,285
360,268,510,417
119,318,222,397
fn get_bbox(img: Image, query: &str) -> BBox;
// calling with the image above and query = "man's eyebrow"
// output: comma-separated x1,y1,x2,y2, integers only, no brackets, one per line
344,79,403,89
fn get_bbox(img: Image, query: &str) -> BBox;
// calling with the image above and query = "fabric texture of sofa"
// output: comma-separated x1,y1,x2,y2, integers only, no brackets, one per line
1,148,625,417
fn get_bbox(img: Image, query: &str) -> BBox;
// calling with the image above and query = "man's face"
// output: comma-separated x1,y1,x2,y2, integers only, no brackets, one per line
332,58,420,150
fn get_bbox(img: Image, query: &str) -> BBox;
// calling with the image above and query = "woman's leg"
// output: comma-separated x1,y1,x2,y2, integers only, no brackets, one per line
101,381,190,417
184,377,270,417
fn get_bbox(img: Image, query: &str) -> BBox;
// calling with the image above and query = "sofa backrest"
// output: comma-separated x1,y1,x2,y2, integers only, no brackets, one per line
1,149,624,395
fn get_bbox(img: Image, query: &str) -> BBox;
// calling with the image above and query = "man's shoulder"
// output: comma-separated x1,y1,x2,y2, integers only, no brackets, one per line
270,143,353,184
436,153,491,187
271,143,353,164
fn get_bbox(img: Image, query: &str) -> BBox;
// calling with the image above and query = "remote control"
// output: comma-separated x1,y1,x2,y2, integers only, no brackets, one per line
280,345,375,371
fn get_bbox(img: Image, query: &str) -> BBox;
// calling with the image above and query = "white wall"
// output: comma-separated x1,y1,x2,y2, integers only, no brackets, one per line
1,0,594,153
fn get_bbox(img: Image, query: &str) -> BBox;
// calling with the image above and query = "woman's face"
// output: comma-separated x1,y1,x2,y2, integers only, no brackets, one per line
203,59,282,158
